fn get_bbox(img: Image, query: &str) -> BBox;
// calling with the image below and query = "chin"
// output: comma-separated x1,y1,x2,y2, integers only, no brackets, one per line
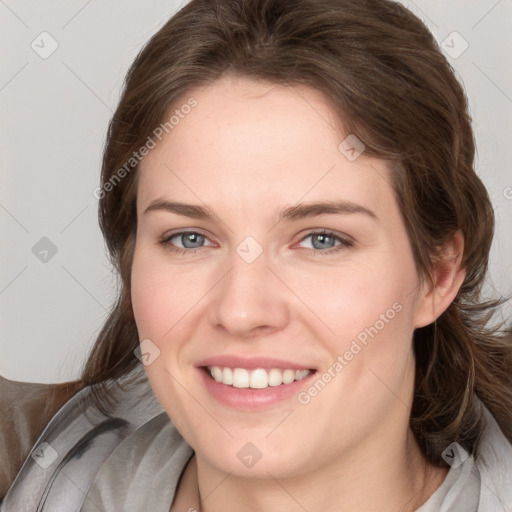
191,432,315,480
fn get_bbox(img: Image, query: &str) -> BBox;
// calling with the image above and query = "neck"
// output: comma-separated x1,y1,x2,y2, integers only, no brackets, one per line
173,428,447,512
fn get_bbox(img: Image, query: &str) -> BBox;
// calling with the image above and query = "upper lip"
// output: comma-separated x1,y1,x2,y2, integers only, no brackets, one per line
196,355,317,371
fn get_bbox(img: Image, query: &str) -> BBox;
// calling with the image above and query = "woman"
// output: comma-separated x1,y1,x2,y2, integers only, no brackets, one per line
2,0,511,510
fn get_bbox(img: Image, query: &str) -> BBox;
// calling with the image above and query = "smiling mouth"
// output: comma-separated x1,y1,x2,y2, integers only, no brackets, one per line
204,366,315,389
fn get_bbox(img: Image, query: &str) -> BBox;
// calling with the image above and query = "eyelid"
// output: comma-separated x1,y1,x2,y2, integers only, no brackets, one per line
294,229,354,251
158,228,216,247
159,228,354,256
296,228,353,243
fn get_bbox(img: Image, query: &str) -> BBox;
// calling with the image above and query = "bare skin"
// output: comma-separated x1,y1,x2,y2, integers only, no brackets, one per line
170,453,447,511
130,75,464,512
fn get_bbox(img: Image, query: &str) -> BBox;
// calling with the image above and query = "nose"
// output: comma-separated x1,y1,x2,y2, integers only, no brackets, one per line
207,249,291,338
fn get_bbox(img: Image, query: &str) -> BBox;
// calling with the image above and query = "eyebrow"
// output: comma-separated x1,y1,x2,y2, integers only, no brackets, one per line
143,199,378,223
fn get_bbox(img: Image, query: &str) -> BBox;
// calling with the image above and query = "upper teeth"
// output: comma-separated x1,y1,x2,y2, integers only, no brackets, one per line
207,366,311,389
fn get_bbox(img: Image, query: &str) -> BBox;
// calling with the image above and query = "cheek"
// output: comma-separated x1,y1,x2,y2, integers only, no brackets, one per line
294,256,420,412
130,246,204,338
289,253,418,346
291,264,419,436
130,247,204,429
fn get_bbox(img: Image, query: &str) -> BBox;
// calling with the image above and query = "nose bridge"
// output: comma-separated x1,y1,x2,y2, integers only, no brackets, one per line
208,241,290,336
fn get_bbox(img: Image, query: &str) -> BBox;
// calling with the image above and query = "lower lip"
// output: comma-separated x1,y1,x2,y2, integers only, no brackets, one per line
198,368,316,410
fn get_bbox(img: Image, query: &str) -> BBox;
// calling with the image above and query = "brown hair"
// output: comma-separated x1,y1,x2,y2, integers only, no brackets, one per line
78,0,512,466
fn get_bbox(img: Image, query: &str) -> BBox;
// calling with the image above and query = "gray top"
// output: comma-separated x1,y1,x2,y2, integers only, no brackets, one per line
82,412,193,512
2,366,511,511
415,454,480,512
81,412,484,512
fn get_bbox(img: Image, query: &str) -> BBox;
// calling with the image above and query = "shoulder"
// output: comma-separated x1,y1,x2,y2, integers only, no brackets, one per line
0,374,81,499
83,411,193,512
0,367,172,511
475,402,512,510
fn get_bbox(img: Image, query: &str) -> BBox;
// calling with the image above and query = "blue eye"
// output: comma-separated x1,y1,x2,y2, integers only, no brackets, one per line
158,229,353,255
174,232,205,249
159,231,212,253
298,231,354,254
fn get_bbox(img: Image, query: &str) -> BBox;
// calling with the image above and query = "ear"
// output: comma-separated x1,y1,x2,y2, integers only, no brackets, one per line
413,230,466,329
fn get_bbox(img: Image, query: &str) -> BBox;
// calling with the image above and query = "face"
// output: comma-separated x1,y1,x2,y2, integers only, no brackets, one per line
131,75,427,479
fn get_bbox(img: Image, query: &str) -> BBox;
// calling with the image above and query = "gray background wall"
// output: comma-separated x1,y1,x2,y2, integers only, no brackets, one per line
1,0,511,383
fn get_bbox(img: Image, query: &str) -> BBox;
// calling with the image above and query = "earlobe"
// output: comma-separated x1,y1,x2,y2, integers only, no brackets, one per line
413,230,466,329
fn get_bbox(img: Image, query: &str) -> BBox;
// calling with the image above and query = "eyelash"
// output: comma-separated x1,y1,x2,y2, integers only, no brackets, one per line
158,229,354,256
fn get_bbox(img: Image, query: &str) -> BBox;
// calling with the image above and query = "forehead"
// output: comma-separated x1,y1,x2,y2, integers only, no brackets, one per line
137,76,395,218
